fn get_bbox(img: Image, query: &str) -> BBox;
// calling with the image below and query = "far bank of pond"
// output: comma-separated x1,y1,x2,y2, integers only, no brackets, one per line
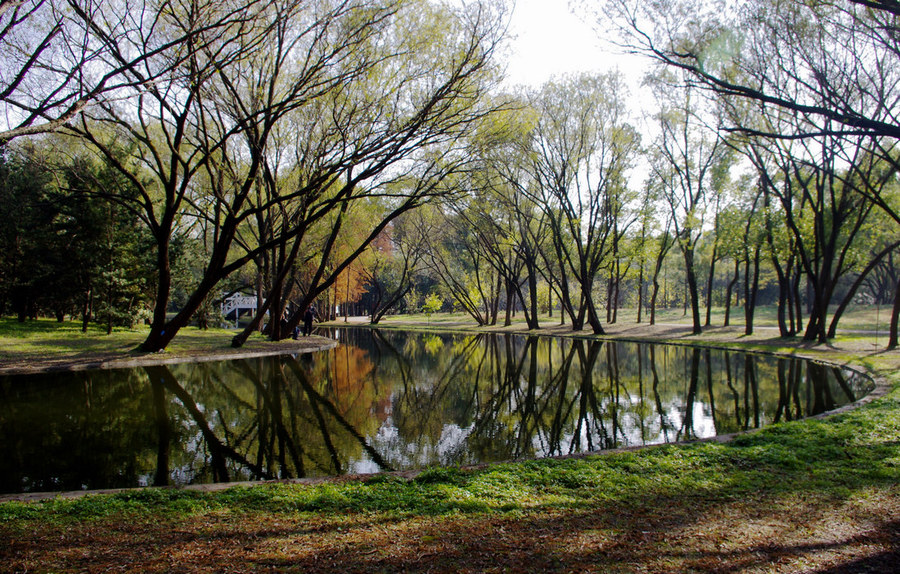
0,327,874,496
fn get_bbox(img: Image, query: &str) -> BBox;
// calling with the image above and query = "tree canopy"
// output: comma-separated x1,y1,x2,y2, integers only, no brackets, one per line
2,0,899,349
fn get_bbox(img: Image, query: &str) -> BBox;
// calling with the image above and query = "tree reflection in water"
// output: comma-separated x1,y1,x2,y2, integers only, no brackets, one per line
0,330,873,494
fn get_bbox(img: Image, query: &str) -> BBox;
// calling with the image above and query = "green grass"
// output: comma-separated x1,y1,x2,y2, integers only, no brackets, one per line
0,317,298,367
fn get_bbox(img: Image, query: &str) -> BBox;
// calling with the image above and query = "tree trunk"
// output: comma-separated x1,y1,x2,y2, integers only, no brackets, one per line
636,263,645,324
649,233,672,327
586,298,605,335
611,259,620,324
827,241,900,339
606,271,614,323
803,281,830,343
527,260,540,329
792,268,804,334
744,246,761,336
504,277,515,327
888,275,900,350
683,245,702,335
704,244,718,327
723,260,739,327
81,286,93,333
140,223,174,351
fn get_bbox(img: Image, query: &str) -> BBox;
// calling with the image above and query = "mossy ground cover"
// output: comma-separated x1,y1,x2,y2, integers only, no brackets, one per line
1,313,898,572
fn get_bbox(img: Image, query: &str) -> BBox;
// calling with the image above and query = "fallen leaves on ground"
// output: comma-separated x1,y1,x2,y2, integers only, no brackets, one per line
3,486,898,573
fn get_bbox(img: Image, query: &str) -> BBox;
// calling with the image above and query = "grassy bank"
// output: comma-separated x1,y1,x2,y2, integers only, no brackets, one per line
1,312,899,572
0,318,332,375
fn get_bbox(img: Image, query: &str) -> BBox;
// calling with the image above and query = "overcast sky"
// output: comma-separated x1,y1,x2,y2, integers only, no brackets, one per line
502,0,648,90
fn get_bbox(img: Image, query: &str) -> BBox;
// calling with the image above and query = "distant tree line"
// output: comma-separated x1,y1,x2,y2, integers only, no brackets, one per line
1,0,898,349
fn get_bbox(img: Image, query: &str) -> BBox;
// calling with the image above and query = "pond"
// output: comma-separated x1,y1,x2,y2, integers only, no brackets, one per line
0,329,873,495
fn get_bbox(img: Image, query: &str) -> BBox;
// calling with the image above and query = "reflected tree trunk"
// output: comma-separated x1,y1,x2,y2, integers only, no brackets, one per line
286,358,394,472
774,358,789,424
680,348,701,440
151,378,171,487
516,337,540,457
572,340,603,452
742,355,760,429
649,345,675,442
832,368,858,405
547,340,579,455
704,349,718,435
144,366,271,482
607,342,623,448
807,362,837,416
235,360,306,478
724,353,740,428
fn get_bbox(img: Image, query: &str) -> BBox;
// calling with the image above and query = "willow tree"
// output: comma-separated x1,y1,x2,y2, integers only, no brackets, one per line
456,102,557,330
600,0,900,346
61,0,506,351
65,0,404,351
422,198,504,326
359,211,430,324
746,129,890,342
646,75,728,335
0,0,266,142
238,0,509,343
440,107,552,329
523,73,640,334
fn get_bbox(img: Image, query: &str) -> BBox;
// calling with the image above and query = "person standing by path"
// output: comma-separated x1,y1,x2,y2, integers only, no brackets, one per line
302,306,317,336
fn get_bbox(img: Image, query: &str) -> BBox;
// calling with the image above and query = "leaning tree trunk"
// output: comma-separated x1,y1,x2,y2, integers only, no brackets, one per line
828,241,900,339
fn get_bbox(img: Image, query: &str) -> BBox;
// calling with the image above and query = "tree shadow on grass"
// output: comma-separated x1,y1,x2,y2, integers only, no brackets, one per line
3,485,897,573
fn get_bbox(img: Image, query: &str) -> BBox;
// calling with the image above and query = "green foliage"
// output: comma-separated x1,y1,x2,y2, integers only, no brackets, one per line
0,143,155,327
414,466,465,485
422,293,444,317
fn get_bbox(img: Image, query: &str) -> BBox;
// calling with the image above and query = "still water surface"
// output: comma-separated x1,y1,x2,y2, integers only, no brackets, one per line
0,329,872,494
